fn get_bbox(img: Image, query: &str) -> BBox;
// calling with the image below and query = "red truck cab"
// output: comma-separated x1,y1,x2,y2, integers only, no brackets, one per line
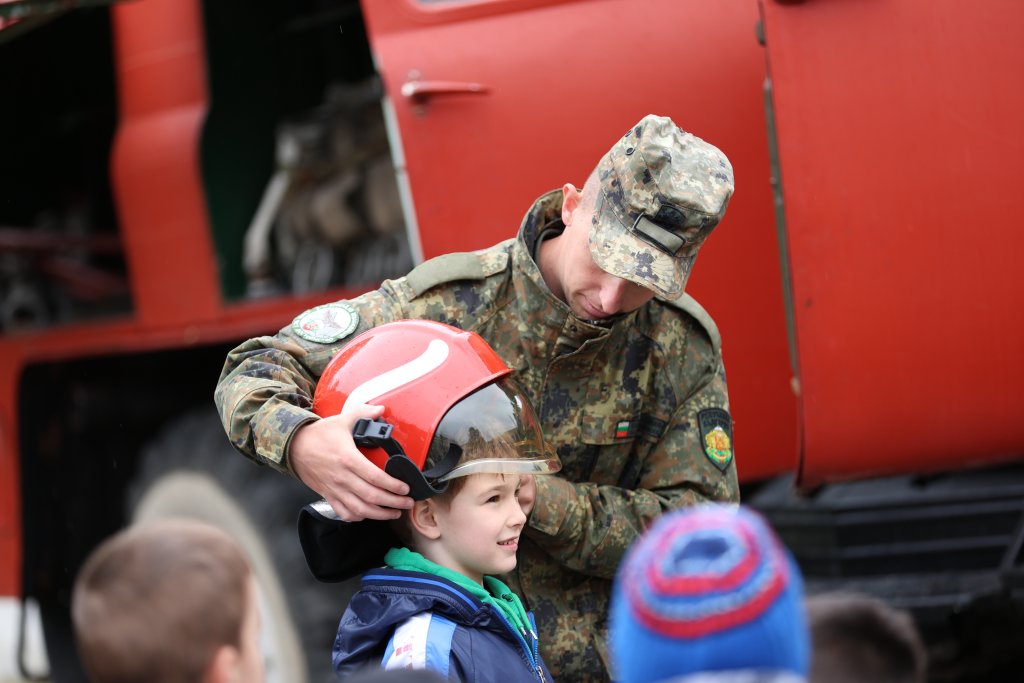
1,0,1022,680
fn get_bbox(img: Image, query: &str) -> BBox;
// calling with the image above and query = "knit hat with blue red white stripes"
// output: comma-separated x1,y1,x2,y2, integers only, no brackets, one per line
610,504,810,683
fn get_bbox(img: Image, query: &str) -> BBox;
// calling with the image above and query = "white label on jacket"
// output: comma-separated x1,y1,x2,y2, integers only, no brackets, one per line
382,611,455,676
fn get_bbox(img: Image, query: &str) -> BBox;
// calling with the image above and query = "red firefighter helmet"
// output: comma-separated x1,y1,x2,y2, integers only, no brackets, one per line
312,319,559,499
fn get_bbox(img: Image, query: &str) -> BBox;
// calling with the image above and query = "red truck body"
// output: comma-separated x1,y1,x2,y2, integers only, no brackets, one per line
1,0,1021,680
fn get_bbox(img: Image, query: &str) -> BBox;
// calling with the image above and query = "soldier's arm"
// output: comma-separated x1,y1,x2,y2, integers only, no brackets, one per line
213,284,409,466
214,284,424,520
524,355,738,580
214,332,323,473
214,250,510,518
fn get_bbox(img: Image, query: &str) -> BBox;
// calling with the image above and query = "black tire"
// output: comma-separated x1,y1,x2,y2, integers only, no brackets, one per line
129,408,357,683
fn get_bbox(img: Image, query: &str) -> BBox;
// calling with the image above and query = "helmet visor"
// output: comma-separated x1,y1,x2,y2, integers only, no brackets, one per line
428,378,561,482
436,455,562,482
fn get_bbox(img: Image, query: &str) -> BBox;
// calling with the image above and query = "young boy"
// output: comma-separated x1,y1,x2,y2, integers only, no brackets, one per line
806,591,927,683
609,504,810,683
296,320,559,682
72,518,264,683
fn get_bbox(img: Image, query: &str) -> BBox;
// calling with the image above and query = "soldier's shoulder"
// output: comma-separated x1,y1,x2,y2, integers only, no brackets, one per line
404,241,513,299
649,293,721,358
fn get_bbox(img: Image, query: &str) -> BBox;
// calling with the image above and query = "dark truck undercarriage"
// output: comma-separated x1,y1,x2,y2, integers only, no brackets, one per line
751,464,1024,682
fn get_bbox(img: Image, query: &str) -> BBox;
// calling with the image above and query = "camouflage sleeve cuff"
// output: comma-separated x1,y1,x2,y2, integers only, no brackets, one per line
281,416,319,479
527,475,576,537
252,400,319,475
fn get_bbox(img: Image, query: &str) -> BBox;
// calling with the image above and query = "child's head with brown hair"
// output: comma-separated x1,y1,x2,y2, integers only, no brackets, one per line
424,423,531,503
72,518,264,683
806,591,927,683
391,377,558,584
392,424,519,513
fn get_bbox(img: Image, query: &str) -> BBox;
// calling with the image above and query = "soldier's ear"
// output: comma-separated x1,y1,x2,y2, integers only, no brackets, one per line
561,183,583,226
409,499,441,540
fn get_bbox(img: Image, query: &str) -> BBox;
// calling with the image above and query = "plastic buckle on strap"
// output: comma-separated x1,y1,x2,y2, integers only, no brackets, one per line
352,418,393,447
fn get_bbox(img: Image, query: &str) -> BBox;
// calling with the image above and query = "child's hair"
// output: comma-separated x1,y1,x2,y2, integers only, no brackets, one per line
72,518,252,683
425,428,525,503
390,430,526,546
806,592,927,683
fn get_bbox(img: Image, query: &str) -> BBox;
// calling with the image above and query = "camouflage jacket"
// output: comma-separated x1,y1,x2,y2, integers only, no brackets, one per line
215,190,739,682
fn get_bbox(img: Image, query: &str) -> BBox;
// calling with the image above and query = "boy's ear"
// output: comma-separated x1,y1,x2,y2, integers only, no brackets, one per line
409,499,442,540
202,644,238,683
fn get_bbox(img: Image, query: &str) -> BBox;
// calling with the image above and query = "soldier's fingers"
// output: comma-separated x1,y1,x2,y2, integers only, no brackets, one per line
330,492,403,522
342,402,385,421
517,475,537,516
340,447,412,499
340,465,413,510
363,467,413,501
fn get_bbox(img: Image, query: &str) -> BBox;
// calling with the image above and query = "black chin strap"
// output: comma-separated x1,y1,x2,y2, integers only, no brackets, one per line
352,418,461,500
422,444,463,480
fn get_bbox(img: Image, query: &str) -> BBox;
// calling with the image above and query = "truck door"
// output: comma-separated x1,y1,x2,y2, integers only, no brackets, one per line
759,0,1024,485
360,0,800,482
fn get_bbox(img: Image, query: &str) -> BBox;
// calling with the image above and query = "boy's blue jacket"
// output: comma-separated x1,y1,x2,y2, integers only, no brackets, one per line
333,568,553,682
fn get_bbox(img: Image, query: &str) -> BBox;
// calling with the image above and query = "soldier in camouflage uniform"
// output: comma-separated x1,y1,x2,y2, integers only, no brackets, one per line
215,114,739,681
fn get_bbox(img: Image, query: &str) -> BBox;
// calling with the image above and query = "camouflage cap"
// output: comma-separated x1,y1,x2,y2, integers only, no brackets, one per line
590,115,734,299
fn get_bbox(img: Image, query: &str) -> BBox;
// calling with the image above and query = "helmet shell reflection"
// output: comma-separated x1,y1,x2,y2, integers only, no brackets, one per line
313,320,511,475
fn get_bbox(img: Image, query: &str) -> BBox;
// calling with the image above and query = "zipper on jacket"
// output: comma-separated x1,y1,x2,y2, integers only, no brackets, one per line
528,612,546,683
491,605,544,681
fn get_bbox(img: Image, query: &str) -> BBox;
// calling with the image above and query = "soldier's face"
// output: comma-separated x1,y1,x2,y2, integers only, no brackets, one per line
558,185,655,321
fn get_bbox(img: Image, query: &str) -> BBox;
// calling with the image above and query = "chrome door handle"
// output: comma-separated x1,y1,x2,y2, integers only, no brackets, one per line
400,79,489,102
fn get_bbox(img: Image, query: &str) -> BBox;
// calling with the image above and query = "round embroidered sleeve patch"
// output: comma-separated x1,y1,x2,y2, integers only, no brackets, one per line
291,302,360,344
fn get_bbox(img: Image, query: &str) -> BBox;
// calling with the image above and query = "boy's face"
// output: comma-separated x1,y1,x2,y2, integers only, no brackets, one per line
431,473,527,583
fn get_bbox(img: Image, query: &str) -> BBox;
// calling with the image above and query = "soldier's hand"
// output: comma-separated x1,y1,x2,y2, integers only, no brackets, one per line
518,474,537,518
289,403,414,522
